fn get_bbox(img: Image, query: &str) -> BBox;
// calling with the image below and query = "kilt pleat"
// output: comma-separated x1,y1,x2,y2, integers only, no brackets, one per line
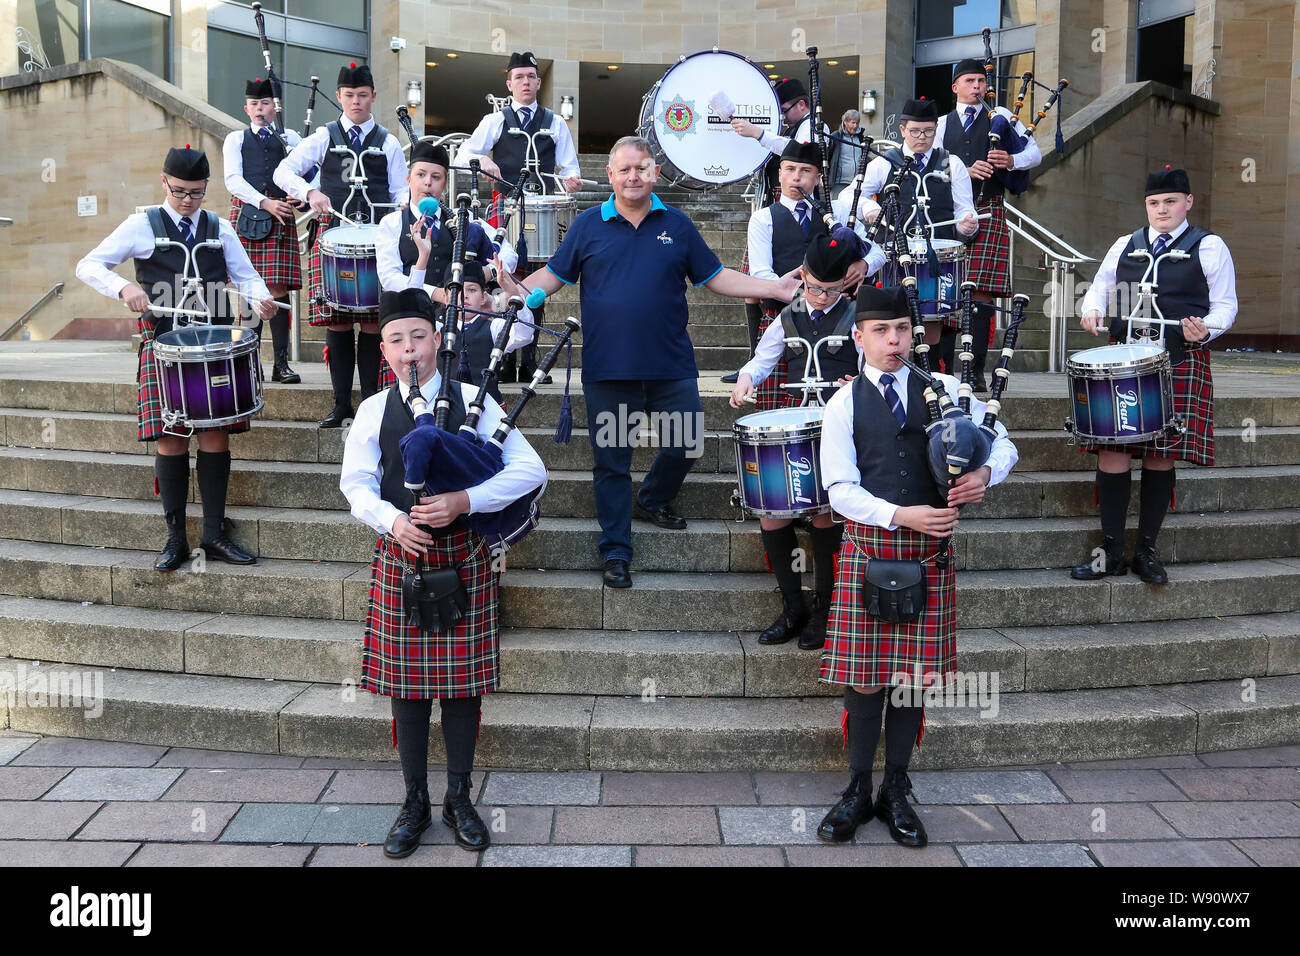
306,213,380,328
229,199,302,289
137,318,250,443
754,307,789,412
819,520,956,689
1079,346,1214,466
361,527,500,699
964,196,1011,295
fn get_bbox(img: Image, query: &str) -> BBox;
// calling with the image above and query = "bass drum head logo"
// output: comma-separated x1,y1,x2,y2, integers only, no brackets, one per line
661,95,696,139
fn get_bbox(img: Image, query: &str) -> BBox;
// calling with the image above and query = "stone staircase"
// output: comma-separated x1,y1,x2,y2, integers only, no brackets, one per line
2,359,1299,770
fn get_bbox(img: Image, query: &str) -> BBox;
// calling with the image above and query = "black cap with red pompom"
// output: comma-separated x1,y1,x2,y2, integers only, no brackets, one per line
337,62,374,89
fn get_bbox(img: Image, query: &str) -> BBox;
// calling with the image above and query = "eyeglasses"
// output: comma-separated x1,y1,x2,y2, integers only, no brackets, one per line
804,283,845,297
903,128,937,139
164,180,207,200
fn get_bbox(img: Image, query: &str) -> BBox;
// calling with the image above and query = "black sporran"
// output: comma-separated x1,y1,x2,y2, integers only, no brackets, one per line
236,204,275,241
401,565,468,634
862,558,927,624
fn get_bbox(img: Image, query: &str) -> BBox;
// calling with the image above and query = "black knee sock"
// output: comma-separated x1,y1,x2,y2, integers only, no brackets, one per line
970,302,993,375
270,308,291,357
324,329,355,409
1137,467,1175,545
1096,468,1132,545
194,449,232,542
844,686,885,778
356,331,382,400
744,302,763,352
391,696,433,797
760,525,805,609
811,523,843,607
440,695,482,798
884,693,924,773
154,452,190,527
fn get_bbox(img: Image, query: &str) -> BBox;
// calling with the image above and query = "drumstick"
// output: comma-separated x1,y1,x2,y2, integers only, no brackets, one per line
924,212,994,229
144,304,212,318
223,288,293,310
327,206,363,227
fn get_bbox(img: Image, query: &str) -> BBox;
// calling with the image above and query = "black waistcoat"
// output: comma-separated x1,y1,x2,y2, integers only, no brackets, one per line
1109,226,1211,365
321,121,392,224
133,208,232,336
770,201,827,276
492,105,557,189
240,128,288,199
397,205,456,279
377,382,468,515
881,147,958,242
459,318,501,401
942,106,1003,200
851,370,944,509
780,295,857,400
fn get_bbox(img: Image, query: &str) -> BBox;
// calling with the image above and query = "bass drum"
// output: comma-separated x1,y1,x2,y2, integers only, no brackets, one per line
637,49,780,190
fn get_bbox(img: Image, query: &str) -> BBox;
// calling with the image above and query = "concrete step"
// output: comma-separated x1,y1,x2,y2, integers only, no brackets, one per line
2,538,1298,631
4,656,1297,769
4,490,1298,572
5,446,1300,520
3,595,1296,697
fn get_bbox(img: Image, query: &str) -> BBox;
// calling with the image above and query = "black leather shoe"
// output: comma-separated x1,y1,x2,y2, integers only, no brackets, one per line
1132,539,1168,584
602,558,632,589
758,596,809,645
1070,536,1127,580
442,792,490,852
635,501,687,530
720,371,740,384
272,357,301,384
154,529,190,572
797,597,828,651
817,774,874,843
875,770,927,848
319,404,353,428
383,788,432,859
972,372,988,394
199,533,257,565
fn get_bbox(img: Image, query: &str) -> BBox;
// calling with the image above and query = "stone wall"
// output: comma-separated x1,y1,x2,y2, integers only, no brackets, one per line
0,60,241,339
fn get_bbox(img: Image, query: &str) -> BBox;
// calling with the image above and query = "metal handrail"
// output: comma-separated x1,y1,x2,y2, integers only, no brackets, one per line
1003,200,1093,265
3,282,64,341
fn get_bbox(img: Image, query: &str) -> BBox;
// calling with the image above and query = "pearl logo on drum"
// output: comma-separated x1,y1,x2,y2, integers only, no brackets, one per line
1116,387,1140,432
787,453,815,504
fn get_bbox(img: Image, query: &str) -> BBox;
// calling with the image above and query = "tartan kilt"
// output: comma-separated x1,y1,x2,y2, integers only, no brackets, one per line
305,213,379,328
753,307,789,412
819,520,956,689
378,357,397,390
965,196,1011,296
228,199,302,290
361,527,500,699
136,317,250,443
1079,345,1214,466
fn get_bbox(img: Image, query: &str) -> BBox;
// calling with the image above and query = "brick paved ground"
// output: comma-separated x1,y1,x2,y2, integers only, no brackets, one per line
2,732,1297,866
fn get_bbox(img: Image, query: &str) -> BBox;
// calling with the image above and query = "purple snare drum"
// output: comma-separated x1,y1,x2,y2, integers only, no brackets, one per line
733,407,830,518
319,225,380,312
884,238,966,318
1066,343,1177,444
152,325,263,431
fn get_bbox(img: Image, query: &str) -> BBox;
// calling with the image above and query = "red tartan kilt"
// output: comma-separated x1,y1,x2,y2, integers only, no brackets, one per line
228,199,302,290
964,196,1011,296
136,319,251,443
361,528,500,699
306,213,379,328
819,520,956,689
752,307,790,412
1078,345,1214,466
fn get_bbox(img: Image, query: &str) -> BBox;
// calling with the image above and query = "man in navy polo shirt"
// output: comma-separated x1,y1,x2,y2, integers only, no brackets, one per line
524,135,801,588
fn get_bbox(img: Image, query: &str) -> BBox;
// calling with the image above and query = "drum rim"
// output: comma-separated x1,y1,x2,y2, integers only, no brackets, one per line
162,396,265,430
320,241,378,255
1068,343,1169,371
152,326,260,359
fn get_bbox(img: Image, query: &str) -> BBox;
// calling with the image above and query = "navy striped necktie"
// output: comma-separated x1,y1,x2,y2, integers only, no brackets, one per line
880,373,906,427
1152,233,1171,257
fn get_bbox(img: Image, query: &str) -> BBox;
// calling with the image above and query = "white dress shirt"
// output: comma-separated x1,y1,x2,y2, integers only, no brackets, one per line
75,201,270,305
340,373,548,537
746,194,886,281
839,147,977,237
739,293,863,386
757,113,830,157
223,125,304,206
819,363,1018,530
1079,219,1238,342
273,116,409,213
460,99,581,183
936,104,1043,172
376,200,519,291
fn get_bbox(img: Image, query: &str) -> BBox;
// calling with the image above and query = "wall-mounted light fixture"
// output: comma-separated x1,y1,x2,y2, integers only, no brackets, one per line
560,94,575,121
406,80,423,108
863,89,877,118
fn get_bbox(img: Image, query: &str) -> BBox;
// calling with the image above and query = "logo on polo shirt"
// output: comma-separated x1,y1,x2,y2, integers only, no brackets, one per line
661,95,696,139
657,230,673,245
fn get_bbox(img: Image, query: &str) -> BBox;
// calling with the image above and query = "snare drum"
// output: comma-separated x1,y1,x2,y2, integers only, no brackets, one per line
1066,344,1176,444
510,194,576,261
152,325,264,431
319,225,380,312
733,407,830,518
638,50,781,189
885,238,967,317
